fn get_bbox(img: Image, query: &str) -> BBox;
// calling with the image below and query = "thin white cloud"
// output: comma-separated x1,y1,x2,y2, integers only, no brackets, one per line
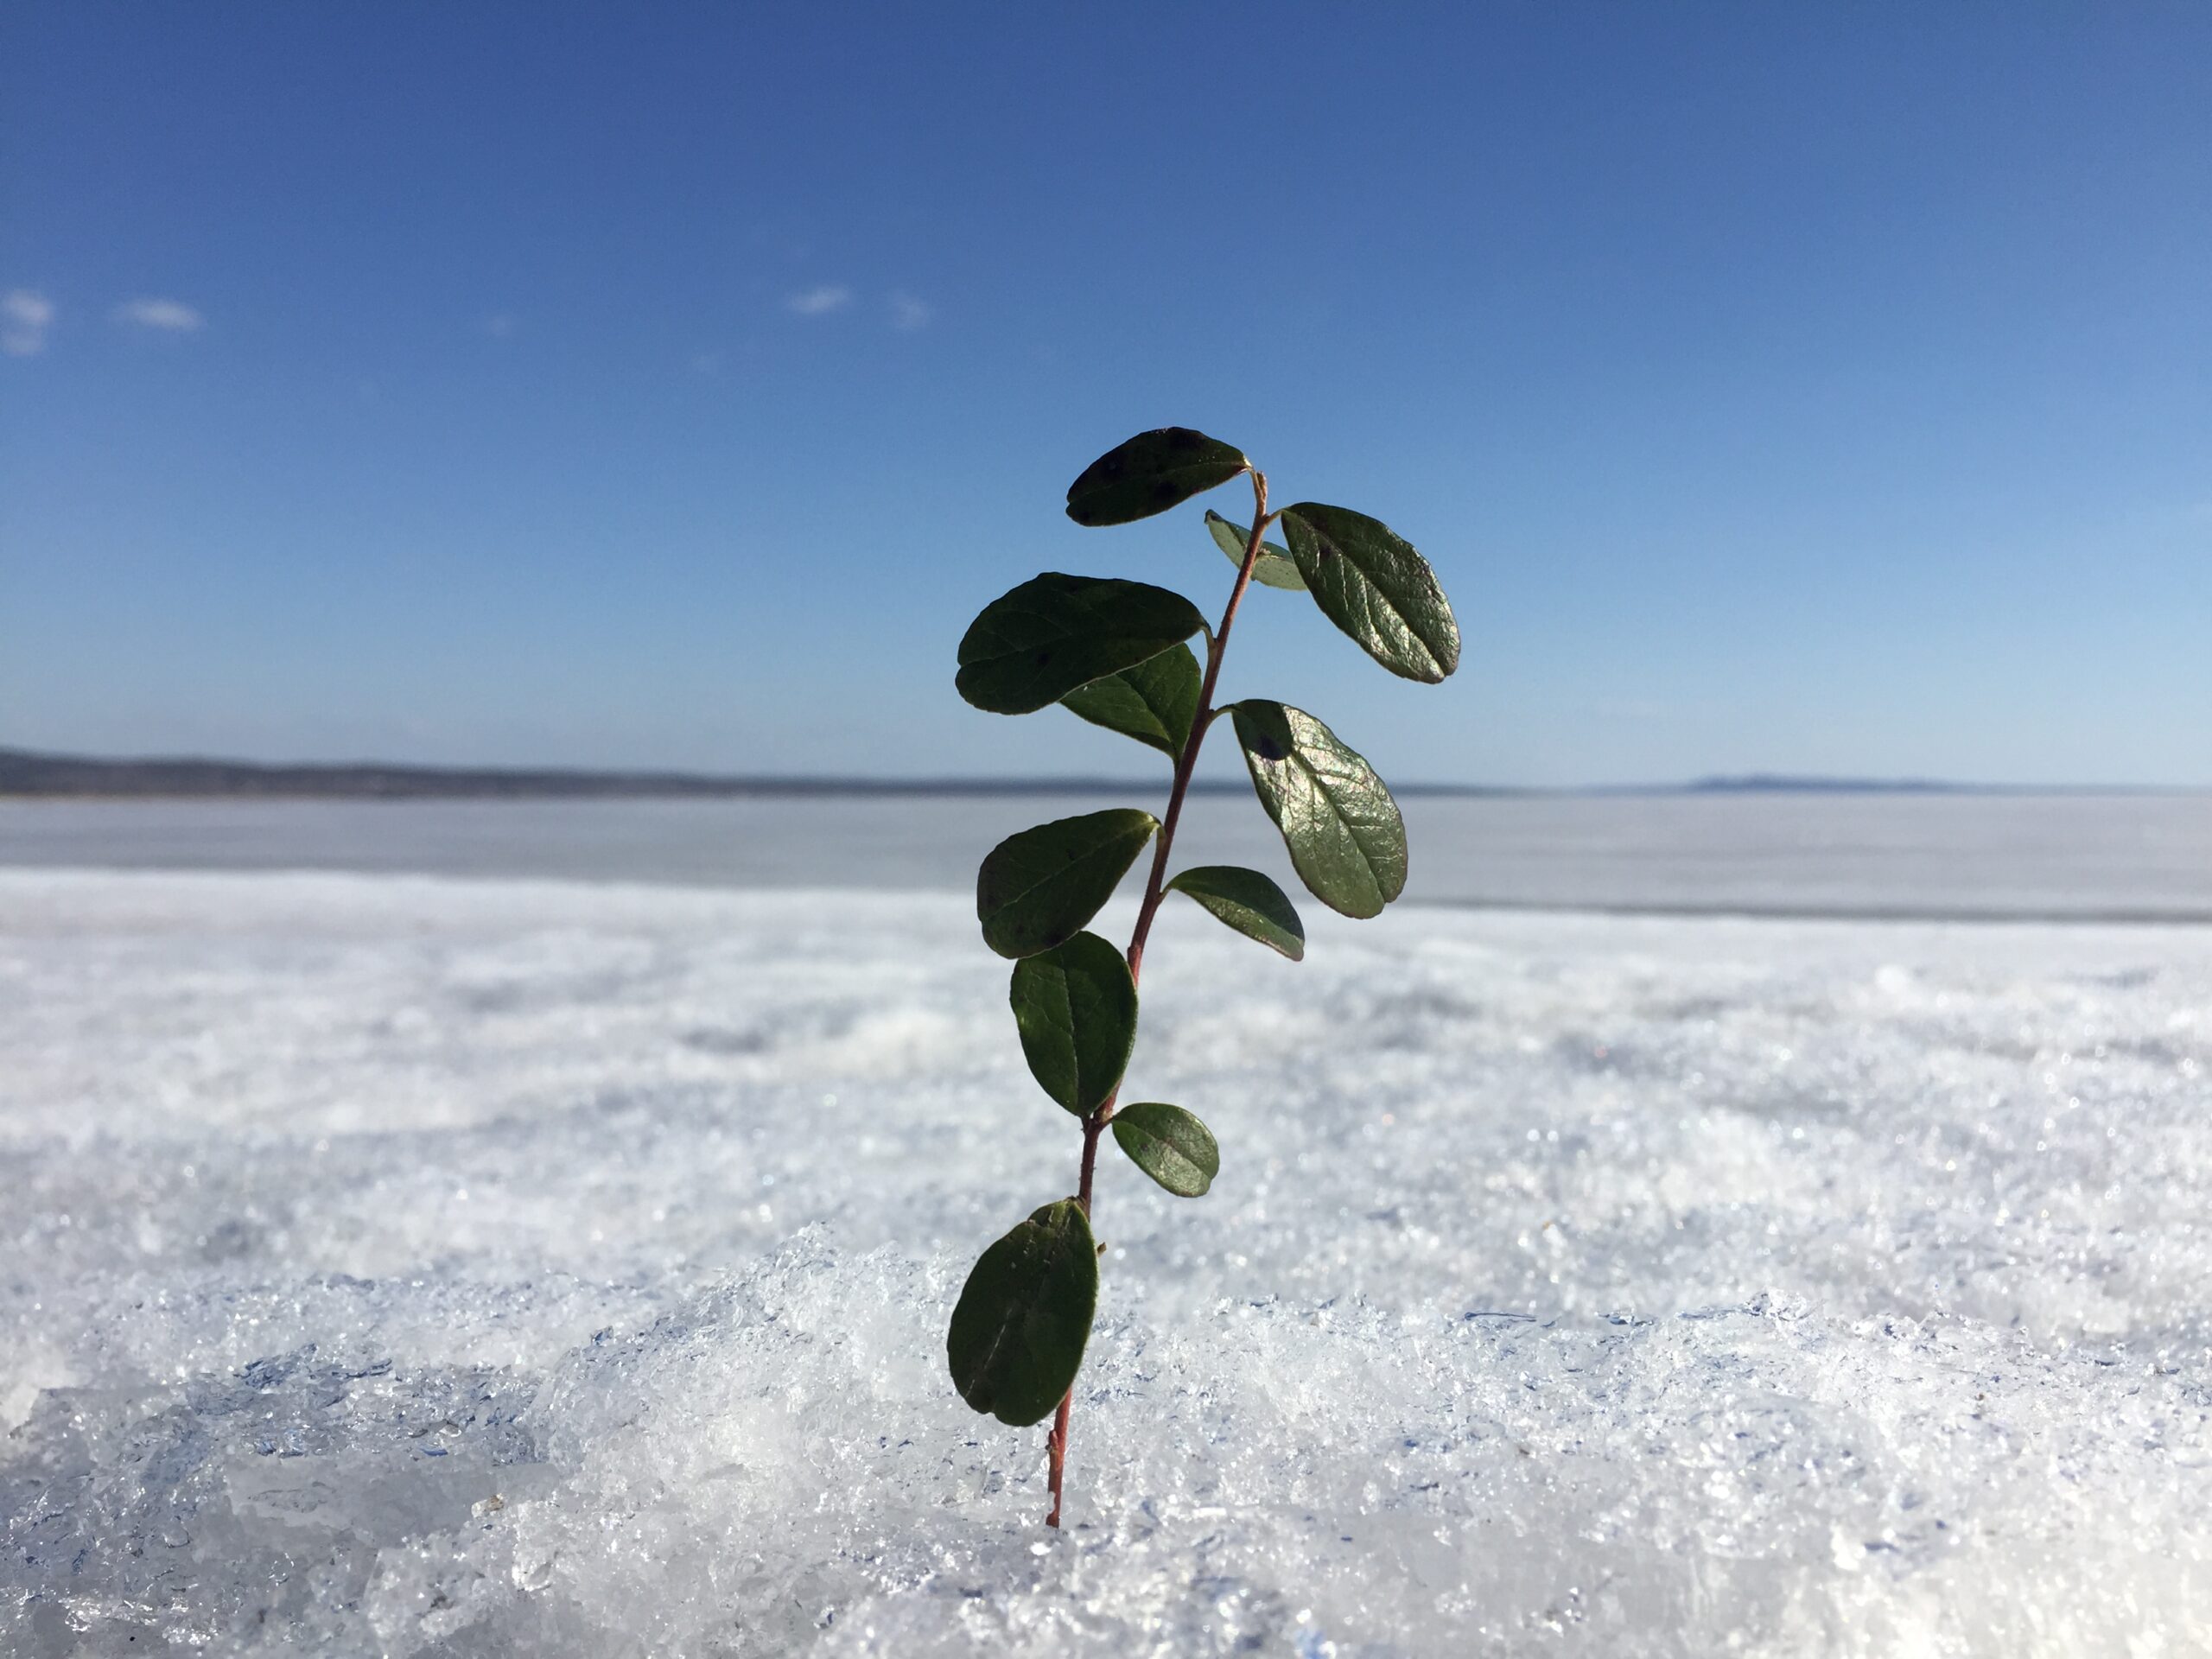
785,284,852,317
485,313,518,339
114,296,206,333
887,291,931,331
3,289,54,356
690,350,723,376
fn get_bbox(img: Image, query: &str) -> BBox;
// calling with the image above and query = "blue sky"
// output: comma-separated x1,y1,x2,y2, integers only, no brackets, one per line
3,3,2206,786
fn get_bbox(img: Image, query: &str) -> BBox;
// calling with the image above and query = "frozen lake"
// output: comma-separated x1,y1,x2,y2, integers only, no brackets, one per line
3,790,2209,919
2,801,2208,1653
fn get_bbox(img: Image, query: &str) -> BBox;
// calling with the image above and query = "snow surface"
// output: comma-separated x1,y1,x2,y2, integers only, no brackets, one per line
2,868,2208,1656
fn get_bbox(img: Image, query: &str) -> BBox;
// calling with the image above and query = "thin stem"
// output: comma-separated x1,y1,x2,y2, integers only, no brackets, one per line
1127,471,1269,989
1044,467,1272,1529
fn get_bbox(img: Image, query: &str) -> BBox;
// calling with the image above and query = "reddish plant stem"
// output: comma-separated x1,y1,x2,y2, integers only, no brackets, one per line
1044,467,1272,1529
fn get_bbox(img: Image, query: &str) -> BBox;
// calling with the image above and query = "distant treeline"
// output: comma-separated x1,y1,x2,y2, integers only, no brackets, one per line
0,748,1177,800
0,747,2145,801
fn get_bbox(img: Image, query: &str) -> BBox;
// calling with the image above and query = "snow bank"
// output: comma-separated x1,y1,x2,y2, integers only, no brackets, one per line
2,871,2206,1655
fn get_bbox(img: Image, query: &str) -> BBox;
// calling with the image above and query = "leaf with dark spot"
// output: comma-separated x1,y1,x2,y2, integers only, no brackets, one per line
1228,700,1406,918
1065,428,1249,526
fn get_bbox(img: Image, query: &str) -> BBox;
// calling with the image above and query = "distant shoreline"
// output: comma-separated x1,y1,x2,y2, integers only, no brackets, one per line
0,747,2194,801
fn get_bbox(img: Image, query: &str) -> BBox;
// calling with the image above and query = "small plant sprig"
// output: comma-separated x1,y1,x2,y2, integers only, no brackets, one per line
946,428,1460,1528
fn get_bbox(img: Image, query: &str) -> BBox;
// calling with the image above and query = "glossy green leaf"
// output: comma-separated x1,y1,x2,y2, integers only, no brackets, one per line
1165,865,1306,961
1059,642,1202,759
1278,503,1460,683
946,1199,1099,1426
1205,509,1306,592
1229,701,1406,918
1009,931,1137,1116
977,808,1159,958
957,574,1206,715
1065,427,1249,526
1110,1103,1218,1198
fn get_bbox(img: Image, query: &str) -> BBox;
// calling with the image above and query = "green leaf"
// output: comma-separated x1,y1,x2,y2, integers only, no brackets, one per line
1059,642,1202,759
1110,1103,1219,1198
1205,509,1306,592
1278,503,1460,683
977,808,1159,958
1228,701,1407,919
1065,427,1249,526
1009,931,1137,1116
946,1199,1099,1426
1165,865,1306,961
957,574,1206,716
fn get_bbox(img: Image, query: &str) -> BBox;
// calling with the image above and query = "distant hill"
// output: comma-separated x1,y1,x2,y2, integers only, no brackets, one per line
1685,773,1955,794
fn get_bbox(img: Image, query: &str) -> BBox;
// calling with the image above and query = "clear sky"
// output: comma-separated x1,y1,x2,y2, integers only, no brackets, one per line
3,3,2206,786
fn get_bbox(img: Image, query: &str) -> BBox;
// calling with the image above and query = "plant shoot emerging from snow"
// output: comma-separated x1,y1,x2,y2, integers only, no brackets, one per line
947,427,1461,1527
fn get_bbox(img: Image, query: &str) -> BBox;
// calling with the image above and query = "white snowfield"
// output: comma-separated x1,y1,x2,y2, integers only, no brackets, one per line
2,869,2207,1656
